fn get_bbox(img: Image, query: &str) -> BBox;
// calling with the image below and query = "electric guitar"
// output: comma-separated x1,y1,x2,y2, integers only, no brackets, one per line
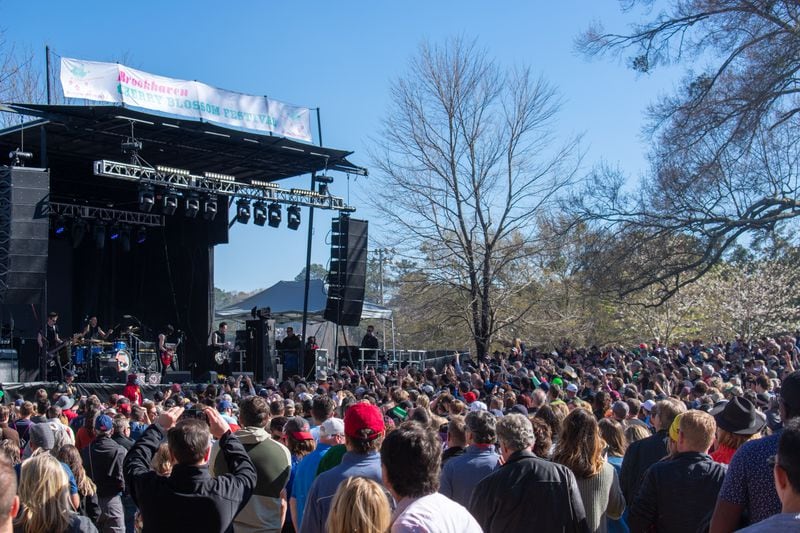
213,343,232,365
45,340,72,366
160,342,178,368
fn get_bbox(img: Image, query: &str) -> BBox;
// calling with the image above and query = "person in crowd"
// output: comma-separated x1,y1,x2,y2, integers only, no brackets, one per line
738,418,800,531
309,396,335,442
300,403,385,533
623,424,651,446
710,370,800,531
110,415,134,451
211,396,291,533
57,444,100,522
284,416,316,531
151,443,172,477
0,458,19,533
382,421,481,532
630,410,726,533
709,397,765,465
75,408,98,450
123,405,256,532
598,419,629,533
122,375,143,406
441,415,466,465
325,477,390,533
15,453,98,533
469,413,588,532
12,402,33,451
438,410,499,507
81,414,126,533
619,398,685,504
553,409,625,533
25,423,81,510
291,418,344,530
0,407,20,449
0,441,20,467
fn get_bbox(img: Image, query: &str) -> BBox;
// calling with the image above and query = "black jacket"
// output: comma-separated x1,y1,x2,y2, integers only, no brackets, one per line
619,429,668,503
124,423,257,533
629,451,726,533
468,450,589,533
81,435,126,498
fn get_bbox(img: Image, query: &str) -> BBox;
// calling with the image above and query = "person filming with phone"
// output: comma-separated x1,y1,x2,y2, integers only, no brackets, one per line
123,405,257,533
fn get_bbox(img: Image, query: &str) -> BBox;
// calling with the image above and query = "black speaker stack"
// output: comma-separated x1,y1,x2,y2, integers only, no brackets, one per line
245,319,276,381
324,215,368,326
0,167,50,305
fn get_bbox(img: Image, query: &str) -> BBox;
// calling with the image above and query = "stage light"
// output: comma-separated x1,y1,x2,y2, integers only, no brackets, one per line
236,198,251,224
109,222,121,241
120,225,131,253
53,215,67,237
156,165,190,176
135,226,147,244
185,192,200,218
287,205,301,230
268,203,281,228
253,201,267,226
94,222,106,249
162,188,179,215
203,195,218,221
72,218,88,248
318,183,329,196
138,184,155,213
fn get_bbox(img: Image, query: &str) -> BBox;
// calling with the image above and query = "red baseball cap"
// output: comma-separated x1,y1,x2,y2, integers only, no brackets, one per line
344,403,384,441
464,392,477,404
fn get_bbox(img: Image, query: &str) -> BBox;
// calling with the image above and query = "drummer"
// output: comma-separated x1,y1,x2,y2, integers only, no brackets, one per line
81,316,113,341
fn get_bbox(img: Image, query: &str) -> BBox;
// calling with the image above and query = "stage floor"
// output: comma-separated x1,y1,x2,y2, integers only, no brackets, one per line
4,382,177,404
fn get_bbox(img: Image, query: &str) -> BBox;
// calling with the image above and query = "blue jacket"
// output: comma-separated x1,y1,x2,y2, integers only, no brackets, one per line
299,450,385,533
439,444,499,507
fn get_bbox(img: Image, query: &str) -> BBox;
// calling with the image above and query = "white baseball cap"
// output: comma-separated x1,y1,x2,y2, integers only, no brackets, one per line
566,383,579,393
319,417,345,437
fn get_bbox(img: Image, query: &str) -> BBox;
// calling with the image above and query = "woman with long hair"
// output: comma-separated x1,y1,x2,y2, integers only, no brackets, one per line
598,419,629,533
326,477,390,533
15,453,97,533
56,445,99,523
552,409,625,533
74,409,97,450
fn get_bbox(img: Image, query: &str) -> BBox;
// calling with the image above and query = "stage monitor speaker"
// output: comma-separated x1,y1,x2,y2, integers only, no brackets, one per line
337,346,360,369
163,370,192,384
0,167,50,305
245,319,275,381
324,216,367,326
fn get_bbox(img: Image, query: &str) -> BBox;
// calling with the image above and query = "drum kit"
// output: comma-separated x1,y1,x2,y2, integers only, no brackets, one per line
67,326,158,382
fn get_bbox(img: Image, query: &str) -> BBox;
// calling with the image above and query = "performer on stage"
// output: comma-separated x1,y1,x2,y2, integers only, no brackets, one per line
279,326,302,376
38,312,64,381
81,316,113,341
209,322,232,378
158,325,178,376
360,324,380,354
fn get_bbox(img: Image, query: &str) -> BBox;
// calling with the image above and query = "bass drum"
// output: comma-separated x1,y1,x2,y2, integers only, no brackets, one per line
114,350,131,372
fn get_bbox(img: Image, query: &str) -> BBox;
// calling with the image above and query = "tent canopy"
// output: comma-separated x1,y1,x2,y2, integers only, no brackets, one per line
217,279,392,322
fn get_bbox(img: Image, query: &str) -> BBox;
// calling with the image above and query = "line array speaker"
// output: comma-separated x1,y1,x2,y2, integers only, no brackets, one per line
0,166,50,304
324,215,367,326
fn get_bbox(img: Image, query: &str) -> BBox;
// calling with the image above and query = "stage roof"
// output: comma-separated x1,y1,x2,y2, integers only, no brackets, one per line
0,103,367,182
217,279,393,322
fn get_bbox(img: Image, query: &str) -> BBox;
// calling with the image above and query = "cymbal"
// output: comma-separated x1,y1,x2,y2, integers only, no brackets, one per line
88,339,111,345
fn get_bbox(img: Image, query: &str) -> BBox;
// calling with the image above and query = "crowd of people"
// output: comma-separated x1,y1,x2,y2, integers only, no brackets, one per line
0,334,799,532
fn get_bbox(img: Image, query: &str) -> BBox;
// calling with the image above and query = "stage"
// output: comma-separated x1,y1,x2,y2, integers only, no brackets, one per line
4,381,190,404
0,103,366,383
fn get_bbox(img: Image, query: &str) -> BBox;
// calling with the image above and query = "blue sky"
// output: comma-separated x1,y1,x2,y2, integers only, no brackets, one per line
2,1,681,292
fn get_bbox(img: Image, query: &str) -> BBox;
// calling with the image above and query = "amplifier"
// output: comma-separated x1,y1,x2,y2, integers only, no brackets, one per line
163,370,192,384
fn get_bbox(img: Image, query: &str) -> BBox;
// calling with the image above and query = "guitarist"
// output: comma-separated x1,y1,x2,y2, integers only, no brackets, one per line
209,322,231,378
158,324,178,377
38,311,64,381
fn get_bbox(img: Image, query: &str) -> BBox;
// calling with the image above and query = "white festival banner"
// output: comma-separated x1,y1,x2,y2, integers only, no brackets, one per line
60,57,313,142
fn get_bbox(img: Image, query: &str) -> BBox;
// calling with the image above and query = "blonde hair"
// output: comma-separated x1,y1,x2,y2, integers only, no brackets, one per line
151,443,173,476
16,454,71,533
326,477,390,533
680,411,716,452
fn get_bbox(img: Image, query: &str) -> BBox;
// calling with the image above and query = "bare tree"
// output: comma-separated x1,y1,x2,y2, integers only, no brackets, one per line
371,38,581,358
572,1,800,302
0,33,45,127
